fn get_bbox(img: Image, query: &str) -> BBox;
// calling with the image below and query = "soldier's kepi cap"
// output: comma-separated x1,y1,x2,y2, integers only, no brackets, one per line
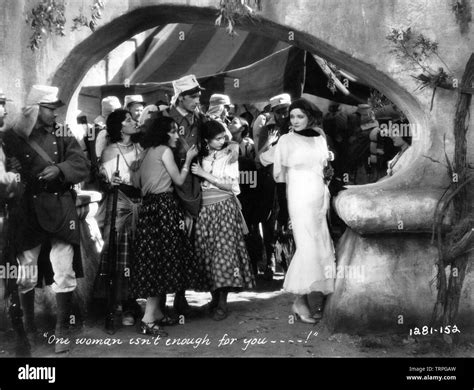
269,93,291,110
123,94,145,109
171,74,204,105
0,88,12,104
209,94,233,107
27,85,65,109
101,96,121,115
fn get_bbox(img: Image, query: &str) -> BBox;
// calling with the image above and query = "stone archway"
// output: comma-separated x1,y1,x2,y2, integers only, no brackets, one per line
50,3,473,332
53,4,426,148
53,4,434,218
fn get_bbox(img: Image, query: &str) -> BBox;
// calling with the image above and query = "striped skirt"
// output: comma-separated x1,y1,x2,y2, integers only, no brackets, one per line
96,189,141,301
98,190,141,281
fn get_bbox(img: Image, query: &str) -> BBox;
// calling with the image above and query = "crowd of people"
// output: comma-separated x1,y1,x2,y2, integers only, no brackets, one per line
0,74,412,353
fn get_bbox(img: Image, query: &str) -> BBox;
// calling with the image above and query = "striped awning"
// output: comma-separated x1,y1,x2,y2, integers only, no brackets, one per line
128,23,290,83
78,24,372,120
79,46,306,119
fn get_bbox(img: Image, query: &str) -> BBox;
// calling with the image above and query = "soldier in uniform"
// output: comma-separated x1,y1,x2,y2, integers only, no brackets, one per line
164,75,206,221
0,88,21,196
163,75,207,316
2,85,90,353
255,94,292,279
0,89,21,193
165,76,243,316
124,95,146,122
0,89,10,128
0,89,27,355
206,93,233,140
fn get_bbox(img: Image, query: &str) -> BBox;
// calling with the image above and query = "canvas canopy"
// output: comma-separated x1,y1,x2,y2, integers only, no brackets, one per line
78,24,371,120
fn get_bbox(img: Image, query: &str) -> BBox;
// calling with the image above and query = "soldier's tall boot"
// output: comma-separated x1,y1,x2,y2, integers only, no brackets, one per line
55,292,73,354
19,289,37,349
19,289,36,333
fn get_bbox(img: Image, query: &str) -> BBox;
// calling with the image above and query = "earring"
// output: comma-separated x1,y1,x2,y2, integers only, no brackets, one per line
205,144,210,151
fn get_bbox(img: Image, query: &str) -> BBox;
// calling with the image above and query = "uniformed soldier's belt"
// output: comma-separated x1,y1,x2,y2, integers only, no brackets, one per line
27,184,73,196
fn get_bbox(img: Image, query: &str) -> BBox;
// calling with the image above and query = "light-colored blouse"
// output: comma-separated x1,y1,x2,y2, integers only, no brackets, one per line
201,148,240,196
100,143,141,185
273,131,331,183
133,145,173,196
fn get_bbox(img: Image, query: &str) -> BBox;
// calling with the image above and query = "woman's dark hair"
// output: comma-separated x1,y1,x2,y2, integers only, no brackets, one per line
142,116,177,148
289,98,323,128
106,109,129,143
234,116,250,138
239,113,253,132
201,119,228,157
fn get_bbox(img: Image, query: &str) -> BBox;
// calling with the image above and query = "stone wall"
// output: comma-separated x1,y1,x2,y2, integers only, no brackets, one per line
0,0,472,332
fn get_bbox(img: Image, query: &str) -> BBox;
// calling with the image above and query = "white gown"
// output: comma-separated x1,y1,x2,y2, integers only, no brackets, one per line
273,131,336,295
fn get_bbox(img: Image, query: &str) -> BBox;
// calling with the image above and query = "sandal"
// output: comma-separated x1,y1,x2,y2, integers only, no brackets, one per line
211,307,228,321
139,321,168,337
155,315,178,326
312,308,323,321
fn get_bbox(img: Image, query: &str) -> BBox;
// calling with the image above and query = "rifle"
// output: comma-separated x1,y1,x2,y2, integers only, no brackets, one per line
1,201,31,356
105,155,120,334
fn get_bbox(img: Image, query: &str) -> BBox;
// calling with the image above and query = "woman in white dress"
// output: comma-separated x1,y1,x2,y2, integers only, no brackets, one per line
273,98,336,323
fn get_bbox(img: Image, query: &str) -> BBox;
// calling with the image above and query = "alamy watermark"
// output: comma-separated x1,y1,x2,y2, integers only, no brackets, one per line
18,364,55,384
0,264,37,280
217,171,257,188
379,121,421,140
54,123,97,141
324,265,366,282
239,170,257,188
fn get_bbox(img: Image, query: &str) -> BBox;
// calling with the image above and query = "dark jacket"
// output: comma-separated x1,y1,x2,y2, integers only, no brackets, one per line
163,106,207,217
3,124,90,254
164,105,206,162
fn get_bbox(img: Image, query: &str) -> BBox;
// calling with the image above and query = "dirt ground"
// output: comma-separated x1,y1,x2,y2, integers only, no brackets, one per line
0,273,473,358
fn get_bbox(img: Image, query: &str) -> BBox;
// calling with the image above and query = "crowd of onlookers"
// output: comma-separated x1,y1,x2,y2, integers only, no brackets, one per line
0,76,413,353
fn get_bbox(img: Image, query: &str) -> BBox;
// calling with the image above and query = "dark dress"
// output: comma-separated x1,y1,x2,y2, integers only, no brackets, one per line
130,146,204,297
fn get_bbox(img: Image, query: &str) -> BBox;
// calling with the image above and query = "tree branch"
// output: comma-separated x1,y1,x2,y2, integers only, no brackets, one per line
445,229,474,262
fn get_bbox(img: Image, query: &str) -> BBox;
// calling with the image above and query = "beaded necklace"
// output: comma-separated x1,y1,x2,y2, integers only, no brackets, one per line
116,143,139,171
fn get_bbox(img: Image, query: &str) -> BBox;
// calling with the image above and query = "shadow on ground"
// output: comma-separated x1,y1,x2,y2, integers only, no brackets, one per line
1,274,473,358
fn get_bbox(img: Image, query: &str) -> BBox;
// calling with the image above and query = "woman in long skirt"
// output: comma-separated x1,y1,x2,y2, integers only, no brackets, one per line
98,109,142,327
191,119,255,321
131,116,202,336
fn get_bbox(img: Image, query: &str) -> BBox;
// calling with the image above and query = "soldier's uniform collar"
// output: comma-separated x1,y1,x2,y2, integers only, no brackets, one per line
34,123,56,135
175,105,190,118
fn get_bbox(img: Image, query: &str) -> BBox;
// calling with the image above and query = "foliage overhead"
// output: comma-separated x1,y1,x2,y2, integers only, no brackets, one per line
25,0,66,51
215,0,262,36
